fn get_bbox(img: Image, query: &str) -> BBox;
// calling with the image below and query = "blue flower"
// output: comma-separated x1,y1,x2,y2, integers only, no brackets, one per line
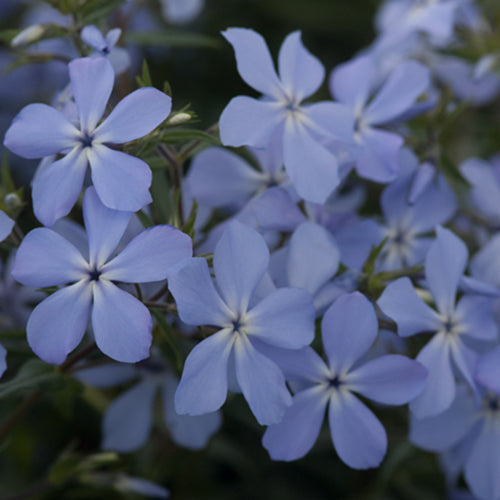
11,187,192,364
168,220,315,425
219,28,354,204
262,292,427,468
0,210,14,242
0,344,6,379
378,226,498,417
4,57,171,226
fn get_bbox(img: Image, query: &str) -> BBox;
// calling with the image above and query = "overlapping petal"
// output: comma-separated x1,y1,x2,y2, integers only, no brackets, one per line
91,280,152,363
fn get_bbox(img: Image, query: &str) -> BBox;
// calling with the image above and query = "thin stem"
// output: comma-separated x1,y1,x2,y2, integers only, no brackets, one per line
147,283,168,302
157,143,184,227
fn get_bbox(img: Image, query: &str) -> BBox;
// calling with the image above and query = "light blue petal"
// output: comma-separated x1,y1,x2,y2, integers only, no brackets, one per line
27,280,92,364
0,344,7,378
348,354,427,405
364,60,430,125
287,221,340,295
219,96,284,148
263,385,328,461
82,187,132,268
102,225,192,283
470,234,500,287
12,228,88,287
234,334,291,425
168,258,233,326
162,375,221,449
322,292,378,373
186,147,264,207
81,25,107,51
214,220,269,313
356,127,403,182
410,333,455,418
95,88,171,143
409,385,479,451
278,31,324,101
92,280,152,362
4,103,78,159
254,342,329,384
329,390,387,469
88,144,152,211
377,278,441,337
101,379,157,452
329,55,374,112
175,329,233,415
426,226,467,316
408,162,436,204
246,287,315,348
0,210,14,242
455,295,498,341
465,419,500,500
283,118,339,203
303,101,355,143
69,57,114,132
222,28,283,99
476,347,500,394
32,147,89,226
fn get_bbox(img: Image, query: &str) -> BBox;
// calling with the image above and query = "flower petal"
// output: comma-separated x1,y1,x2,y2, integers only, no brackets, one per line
263,385,328,461
410,333,455,418
175,329,233,415
101,380,157,452
4,103,78,159
12,228,87,287
162,375,222,449
168,258,233,326
219,96,284,148
329,390,387,469
95,88,171,143
82,187,132,268
377,277,441,337
27,280,92,364
0,210,14,242
348,354,427,405
283,118,339,203
214,220,269,313
364,60,430,125
246,287,315,348
476,347,500,394
322,292,378,373
88,144,152,211
69,57,114,132
92,280,152,362
32,147,89,227
222,28,283,99
234,334,291,425
278,31,324,101
287,221,340,295
0,344,6,378
426,226,467,316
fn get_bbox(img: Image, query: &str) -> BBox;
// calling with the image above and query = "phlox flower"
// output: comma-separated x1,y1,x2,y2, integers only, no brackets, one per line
11,187,192,364
168,220,315,425
377,226,498,418
4,57,171,226
219,28,354,204
160,0,204,24
81,25,130,74
0,344,6,378
411,348,500,500
0,210,14,242
77,360,221,451
329,55,430,182
262,292,426,469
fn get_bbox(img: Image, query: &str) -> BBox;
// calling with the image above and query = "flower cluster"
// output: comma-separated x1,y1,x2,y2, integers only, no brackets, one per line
1,0,500,498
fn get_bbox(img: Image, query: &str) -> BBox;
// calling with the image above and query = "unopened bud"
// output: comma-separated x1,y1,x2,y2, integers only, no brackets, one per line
11,24,45,48
167,112,191,126
4,193,21,210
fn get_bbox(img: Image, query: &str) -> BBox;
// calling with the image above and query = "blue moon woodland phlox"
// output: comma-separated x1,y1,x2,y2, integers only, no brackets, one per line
168,220,315,426
3,56,171,226
219,28,354,204
11,187,192,364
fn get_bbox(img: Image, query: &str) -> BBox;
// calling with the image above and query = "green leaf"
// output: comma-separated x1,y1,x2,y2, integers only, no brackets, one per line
183,199,198,238
136,59,152,88
0,359,62,399
160,128,221,146
126,30,222,50
362,237,388,277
